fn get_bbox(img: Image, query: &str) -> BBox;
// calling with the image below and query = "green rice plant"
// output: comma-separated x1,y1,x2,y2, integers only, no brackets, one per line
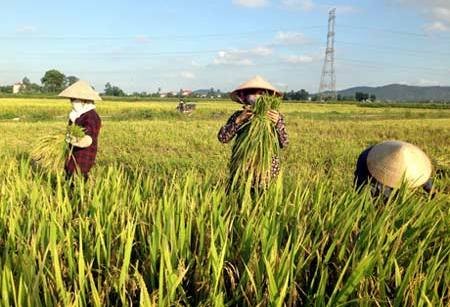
30,124,85,173
0,99,449,306
229,94,282,191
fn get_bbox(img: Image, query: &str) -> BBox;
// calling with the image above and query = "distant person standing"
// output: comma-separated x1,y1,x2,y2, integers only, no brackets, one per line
58,80,102,180
178,99,185,112
354,140,434,199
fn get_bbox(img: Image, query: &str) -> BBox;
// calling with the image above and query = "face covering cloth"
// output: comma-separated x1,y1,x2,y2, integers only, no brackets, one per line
69,100,96,122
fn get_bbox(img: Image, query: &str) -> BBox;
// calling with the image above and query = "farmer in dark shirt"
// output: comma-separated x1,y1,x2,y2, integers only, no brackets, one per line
58,80,102,180
354,140,434,199
218,76,288,187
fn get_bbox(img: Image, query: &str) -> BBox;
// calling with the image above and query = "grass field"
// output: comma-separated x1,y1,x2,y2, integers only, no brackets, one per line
0,98,449,306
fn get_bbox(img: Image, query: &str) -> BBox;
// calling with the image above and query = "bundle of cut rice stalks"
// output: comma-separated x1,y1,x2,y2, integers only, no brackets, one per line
229,94,281,192
31,124,85,173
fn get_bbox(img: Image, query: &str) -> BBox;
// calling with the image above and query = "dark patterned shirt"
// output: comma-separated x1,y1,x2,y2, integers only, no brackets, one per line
218,110,288,179
65,109,101,177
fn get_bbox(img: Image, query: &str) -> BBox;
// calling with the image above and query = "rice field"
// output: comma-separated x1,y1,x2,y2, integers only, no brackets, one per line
0,98,449,306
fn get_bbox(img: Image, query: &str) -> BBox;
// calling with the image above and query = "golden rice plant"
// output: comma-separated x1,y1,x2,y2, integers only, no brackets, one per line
229,94,281,191
31,124,85,173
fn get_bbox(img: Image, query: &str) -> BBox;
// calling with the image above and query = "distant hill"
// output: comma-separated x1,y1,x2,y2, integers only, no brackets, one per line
338,84,450,102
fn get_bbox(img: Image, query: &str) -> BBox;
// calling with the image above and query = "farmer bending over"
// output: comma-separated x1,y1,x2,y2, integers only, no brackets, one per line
58,80,102,180
354,140,434,200
218,76,288,187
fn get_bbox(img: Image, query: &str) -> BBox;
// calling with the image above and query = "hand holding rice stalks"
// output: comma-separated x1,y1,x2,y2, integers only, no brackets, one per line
31,124,85,173
230,94,281,191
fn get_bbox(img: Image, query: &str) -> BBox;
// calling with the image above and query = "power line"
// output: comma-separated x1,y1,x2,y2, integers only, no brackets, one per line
337,24,450,39
3,40,450,60
336,40,450,57
0,26,326,41
3,24,445,40
1,61,449,80
6,49,222,57
0,58,448,74
337,58,450,73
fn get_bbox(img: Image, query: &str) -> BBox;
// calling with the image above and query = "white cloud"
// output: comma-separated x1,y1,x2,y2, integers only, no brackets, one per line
424,21,449,32
275,31,308,45
280,1,359,14
213,50,253,65
233,0,269,8
180,71,196,79
396,80,409,85
431,7,450,21
417,78,440,86
281,0,314,11
213,46,273,65
135,35,151,44
395,1,450,32
332,5,360,14
283,55,314,63
252,46,273,56
275,82,288,88
16,26,37,33
280,0,358,14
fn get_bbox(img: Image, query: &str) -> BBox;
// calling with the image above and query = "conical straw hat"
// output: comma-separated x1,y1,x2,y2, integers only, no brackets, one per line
230,75,282,103
58,80,102,101
367,140,432,188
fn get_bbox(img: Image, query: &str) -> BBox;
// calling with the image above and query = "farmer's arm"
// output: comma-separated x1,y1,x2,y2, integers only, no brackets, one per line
70,113,100,148
217,111,243,143
275,114,288,148
70,135,93,148
354,147,372,190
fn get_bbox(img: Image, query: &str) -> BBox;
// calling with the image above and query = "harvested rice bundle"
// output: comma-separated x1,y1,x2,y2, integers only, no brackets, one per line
230,94,281,190
31,124,85,173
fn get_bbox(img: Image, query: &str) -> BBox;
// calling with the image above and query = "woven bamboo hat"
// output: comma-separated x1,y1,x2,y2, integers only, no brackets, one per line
58,80,102,102
367,140,432,188
230,75,282,103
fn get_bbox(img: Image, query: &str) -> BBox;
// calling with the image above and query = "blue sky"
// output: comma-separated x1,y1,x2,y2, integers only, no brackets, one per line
1,0,449,93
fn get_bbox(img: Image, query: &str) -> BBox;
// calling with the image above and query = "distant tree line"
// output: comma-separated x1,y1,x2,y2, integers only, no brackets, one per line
104,82,126,96
127,87,228,99
282,90,377,102
0,69,79,94
355,92,376,102
283,89,309,101
0,85,13,93
0,70,378,102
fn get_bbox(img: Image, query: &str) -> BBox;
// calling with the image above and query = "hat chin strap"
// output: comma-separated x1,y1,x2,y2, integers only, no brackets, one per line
236,95,246,104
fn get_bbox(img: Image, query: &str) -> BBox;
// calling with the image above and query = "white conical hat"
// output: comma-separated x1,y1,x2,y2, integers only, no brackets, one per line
230,75,282,103
58,80,102,101
367,140,432,188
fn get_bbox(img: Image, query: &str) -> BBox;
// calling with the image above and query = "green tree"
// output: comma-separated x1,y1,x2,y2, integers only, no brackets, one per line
22,77,31,86
104,82,126,96
298,89,309,100
41,69,66,93
0,86,13,94
283,89,309,101
208,87,216,98
66,76,79,86
355,92,369,102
